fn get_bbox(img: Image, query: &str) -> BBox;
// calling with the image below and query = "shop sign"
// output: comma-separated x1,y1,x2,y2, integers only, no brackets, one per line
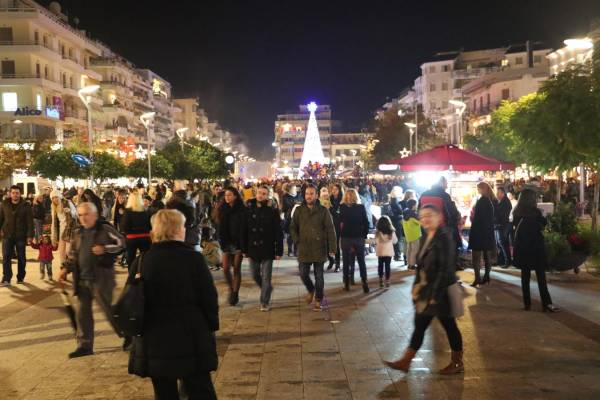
13,107,42,116
45,107,60,119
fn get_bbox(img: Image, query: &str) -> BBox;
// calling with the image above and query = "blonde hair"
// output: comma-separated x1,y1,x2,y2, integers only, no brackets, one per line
477,181,497,202
342,188,361,205
126,191,145,212
151,209,186,242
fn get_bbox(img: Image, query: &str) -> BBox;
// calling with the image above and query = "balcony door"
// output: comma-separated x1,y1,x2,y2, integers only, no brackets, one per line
0,27,13,44
1,60,16,78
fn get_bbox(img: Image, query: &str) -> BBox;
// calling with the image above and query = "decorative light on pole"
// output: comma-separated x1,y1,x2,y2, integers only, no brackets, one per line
140,112,156,184
78,84,100,188
176,127,189,152
404,122,416,154
449,99,467,144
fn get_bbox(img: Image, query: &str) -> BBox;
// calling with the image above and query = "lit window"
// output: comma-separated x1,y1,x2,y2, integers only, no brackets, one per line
36,94,42,110
501,59,509,67
2,92,18,111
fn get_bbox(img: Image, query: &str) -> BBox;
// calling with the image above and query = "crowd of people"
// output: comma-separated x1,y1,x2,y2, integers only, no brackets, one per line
0,174,565,399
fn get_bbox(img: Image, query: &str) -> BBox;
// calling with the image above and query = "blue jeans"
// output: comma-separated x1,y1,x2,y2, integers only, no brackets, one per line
299,262,325,301
2,237,27,282
249,259,274,305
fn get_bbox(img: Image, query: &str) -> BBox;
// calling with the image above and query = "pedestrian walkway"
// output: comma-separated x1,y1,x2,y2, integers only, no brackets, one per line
0,249,599,399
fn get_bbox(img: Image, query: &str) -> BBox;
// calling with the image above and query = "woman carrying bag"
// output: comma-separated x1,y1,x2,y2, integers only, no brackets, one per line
384,204,464,375
127,209,219,399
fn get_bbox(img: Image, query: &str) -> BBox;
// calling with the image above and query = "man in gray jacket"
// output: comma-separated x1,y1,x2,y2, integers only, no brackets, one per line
59,202,125,358
290,185,336,311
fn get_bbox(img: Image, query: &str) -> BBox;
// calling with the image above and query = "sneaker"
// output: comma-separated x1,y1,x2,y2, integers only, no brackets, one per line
379,278,384,288
48,276,54,281
0,280,10,287
260,304,270,312
17,280,24,284
305,291,314,304
385,280,390,288
68,347,94,359
40,274,45,280
312,301,323,312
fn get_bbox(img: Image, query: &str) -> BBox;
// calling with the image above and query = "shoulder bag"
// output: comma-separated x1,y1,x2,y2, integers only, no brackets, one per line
112,254,145,337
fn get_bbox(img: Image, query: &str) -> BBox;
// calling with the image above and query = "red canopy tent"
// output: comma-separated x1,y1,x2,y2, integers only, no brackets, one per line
384,144,515,172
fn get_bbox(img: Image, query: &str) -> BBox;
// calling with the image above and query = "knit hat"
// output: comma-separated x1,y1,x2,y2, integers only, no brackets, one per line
50,189,62,199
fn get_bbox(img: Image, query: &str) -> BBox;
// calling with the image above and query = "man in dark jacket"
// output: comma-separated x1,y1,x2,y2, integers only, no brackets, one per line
59,202,125,358
495,187,513,267
290,185,337,311
281,183,299,256
167,188,200,250
242,185,284,311
0,186,34,285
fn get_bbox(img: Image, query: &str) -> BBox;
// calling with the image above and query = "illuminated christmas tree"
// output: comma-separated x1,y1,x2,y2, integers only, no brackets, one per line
298,101,326,177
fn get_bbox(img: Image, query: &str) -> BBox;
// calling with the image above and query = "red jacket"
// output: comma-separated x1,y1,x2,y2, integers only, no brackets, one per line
31,242,57,262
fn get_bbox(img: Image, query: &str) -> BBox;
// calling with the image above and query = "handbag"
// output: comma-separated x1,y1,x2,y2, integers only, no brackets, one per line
446,282,465,318
112,254,145,337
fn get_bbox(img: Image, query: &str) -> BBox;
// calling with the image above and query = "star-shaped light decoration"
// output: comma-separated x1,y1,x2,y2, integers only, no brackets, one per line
399,147,412,158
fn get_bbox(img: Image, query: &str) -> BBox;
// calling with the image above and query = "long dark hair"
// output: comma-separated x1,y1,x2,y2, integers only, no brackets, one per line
512,189,538,218
215,187,244,222
376,215,395,235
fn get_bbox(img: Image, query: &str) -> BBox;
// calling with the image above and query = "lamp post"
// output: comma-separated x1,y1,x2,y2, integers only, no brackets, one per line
176,127,189,152
140,112,156,184
78,85,100,188
449,99,467,144
404,122,416,153
350,149,357,166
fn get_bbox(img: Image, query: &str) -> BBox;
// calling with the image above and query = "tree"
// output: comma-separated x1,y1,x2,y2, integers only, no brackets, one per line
463,99,528,166
159,139,229,180
127,154,173,179
86,152,127,186
370,106,444,164
30,148,85,185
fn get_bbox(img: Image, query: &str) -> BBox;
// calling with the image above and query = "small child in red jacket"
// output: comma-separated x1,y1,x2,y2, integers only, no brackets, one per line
31,235,58,280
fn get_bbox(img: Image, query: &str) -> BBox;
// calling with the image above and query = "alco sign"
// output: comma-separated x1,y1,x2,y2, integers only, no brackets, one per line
14,107,42,116
12,106,60,120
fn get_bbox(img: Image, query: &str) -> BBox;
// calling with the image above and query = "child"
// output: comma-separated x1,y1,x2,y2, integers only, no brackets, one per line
402,199,422,270
31,235,58,280
375,215,398,288
201,225,223,271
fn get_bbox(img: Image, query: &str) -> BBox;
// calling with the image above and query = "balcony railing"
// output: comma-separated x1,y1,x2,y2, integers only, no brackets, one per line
452,66,501,80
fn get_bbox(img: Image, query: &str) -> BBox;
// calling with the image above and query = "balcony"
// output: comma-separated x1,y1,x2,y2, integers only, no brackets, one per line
452,66,501,80
0,73,62,90
0,40,61,60
101,80,134,96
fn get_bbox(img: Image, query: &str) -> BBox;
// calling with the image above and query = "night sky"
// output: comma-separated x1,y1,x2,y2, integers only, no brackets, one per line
42,0,600,159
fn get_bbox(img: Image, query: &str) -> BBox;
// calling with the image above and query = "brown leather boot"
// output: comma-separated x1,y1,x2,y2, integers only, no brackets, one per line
384,348,417,372
439,351,464,374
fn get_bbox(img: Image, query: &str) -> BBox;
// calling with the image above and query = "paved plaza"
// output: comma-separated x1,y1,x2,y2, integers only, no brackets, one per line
0,249,599,400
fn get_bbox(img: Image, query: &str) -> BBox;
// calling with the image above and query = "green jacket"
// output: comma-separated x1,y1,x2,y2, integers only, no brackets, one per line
290,202,337,263
402,217,422,243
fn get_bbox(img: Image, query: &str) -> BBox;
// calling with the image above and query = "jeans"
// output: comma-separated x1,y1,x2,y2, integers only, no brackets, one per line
495,224,512,265
250,259,274,305
299,262,325,301
378,256,391,280
34,218,44,241
151,371,217,400
76,268,119,350
285,232,295,255
521,265,553,307
40,261,52,278
125,237,151,267
2,237,27,282
409,314,463,352
341,237,367,282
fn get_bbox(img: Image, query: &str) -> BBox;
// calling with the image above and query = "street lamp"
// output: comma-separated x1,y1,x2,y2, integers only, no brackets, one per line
176,127,189,152
449,99,466,144
140,112,155,184
404,122,416,153
78,84,100,188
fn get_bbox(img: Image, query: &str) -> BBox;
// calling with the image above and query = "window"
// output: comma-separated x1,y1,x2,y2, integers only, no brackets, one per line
442,64,450,72
36,94,42,110
473,99,477,111
60,43,65,56
501,59,509,67
43,35,47,46
2,92,18,111
44,65,49,79
34,31,39,44
429,83,436,92
62,73,67,88
442,82,448,91
35,63,40,78
515,57,523,65
1,60,15,77
429,66,436,73
534,55,542,64
441,100,448,109
487,93,490,108
479,96,483,112
430,101,437,109
69,76,73,89
502,88,510,100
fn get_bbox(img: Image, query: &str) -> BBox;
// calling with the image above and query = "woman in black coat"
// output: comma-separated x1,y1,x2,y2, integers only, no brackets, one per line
217,187,246,306
130,209,219,399
339,189,371,293
513,189,559,312
384,204,464,375
468,182,497,286
121,191,152,268
328,183,344,272
389,186,404,262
